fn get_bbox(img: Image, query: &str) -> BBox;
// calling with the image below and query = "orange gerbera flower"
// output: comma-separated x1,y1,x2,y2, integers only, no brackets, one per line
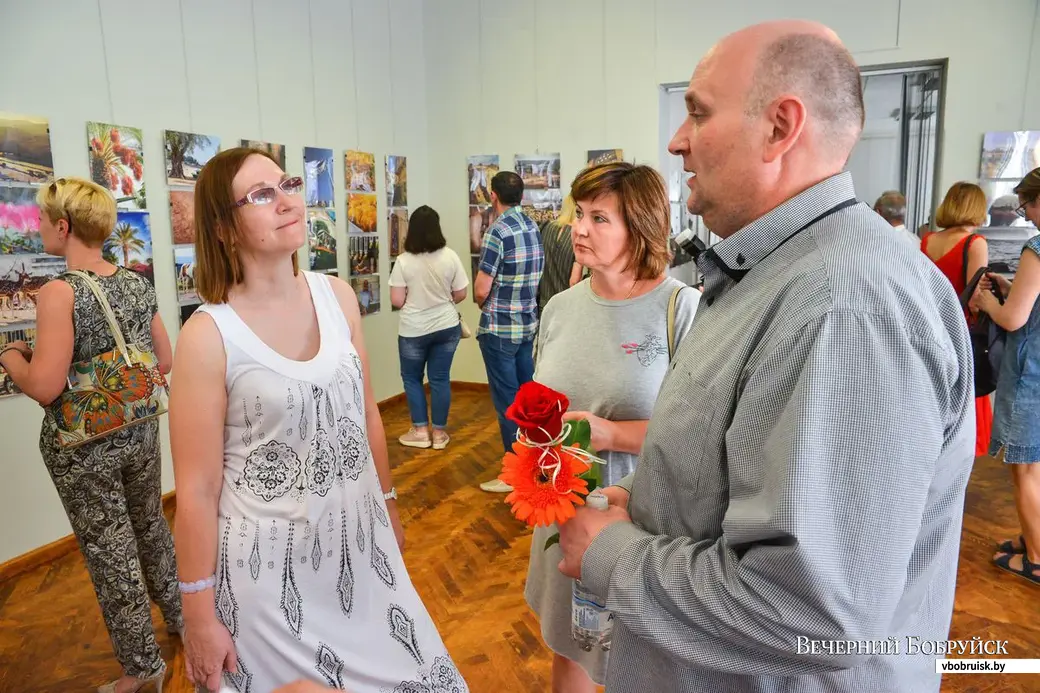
498,441,591,527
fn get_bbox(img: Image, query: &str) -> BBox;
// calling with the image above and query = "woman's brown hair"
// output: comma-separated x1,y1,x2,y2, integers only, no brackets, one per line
193,147,299,303
569,162,670,279
934,182,988,230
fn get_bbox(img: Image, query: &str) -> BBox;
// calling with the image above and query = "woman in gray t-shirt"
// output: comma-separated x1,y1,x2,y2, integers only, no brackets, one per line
525,162,699,689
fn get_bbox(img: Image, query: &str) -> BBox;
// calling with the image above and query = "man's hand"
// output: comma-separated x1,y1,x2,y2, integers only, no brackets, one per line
557,502,631,579
598,485,630,510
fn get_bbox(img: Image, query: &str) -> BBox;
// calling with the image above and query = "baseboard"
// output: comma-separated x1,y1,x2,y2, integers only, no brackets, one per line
0,382,488,583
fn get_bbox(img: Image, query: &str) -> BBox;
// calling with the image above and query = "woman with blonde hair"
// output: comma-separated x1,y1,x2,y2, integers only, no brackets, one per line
537,195,584,315
921,181,992,456
171,148,466,692
0,177,180,693
525,162,699,692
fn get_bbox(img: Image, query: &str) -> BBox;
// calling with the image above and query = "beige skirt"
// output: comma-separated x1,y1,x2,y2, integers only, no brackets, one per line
524,522,609,685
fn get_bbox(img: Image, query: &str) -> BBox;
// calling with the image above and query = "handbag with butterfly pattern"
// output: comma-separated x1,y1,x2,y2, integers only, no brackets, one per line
54,270,169,449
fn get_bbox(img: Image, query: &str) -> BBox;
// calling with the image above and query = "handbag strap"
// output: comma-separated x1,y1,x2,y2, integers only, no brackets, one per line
667,285,683,361
65,270,133,365
961,233,980,288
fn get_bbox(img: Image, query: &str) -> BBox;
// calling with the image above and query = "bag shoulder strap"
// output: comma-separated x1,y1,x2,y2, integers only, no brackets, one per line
667,285,683,361
65,270,132,363
961,233,980,288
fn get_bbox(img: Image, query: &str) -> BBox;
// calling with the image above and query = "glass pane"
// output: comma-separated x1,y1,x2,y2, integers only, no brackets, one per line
845,73,905,214
903,69,941,231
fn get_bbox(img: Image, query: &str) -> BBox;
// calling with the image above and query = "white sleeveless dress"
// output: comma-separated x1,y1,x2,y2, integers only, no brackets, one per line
197,272,467,693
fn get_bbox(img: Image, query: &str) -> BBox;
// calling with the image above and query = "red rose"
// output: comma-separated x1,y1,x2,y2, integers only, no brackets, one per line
505,381,569,444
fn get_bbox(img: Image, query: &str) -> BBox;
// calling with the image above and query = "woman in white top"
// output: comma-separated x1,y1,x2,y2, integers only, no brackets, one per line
171,149,467,693
389,205,469,450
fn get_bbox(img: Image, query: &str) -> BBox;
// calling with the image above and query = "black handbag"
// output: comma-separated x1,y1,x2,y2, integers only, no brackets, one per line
958,235,1006,397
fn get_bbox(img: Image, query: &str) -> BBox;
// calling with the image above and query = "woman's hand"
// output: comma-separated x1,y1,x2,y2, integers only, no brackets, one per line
386,499,405,551
981,272,1012,296
561,411,614,452
183,617,238,692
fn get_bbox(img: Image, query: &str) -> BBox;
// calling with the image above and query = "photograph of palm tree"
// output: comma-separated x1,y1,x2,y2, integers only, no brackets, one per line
105,211,154,285
0,112,53,184
88,122,147,209
307,209,338,273
0,187,42,255
241,139,286,170
164,130,220,186
170,190,196,245
304,147,335,208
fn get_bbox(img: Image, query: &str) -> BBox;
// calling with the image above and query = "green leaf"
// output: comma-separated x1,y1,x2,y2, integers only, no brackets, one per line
570,419,592,451
544,533,561,551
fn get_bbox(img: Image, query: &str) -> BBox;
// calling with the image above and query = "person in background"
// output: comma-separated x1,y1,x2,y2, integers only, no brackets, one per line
873,190,919,246
0,177,180,693
537,195,584,316
389,205,469,450
921,182,991,456
971,166,1040,585
357,279,372,315
474,171,544,493
557,20,975,693
526,162,699,692
170,148,466,693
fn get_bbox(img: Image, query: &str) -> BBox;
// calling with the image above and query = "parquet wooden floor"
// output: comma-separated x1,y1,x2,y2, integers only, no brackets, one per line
0,388,1037,692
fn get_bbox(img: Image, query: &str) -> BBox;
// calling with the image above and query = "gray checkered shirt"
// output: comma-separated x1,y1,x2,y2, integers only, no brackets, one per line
582,173,976,693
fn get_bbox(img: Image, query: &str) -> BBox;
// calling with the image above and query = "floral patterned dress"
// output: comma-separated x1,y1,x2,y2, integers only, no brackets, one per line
198,271,467,693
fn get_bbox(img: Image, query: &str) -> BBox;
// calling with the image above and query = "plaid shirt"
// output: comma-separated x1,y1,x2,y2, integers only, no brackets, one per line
477,206,543,342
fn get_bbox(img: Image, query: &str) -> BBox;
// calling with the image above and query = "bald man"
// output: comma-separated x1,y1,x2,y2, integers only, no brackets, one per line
874,190,920,247
558,20,974,693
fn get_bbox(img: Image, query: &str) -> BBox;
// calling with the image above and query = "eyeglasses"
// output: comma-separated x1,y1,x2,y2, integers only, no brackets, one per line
233,176,303,207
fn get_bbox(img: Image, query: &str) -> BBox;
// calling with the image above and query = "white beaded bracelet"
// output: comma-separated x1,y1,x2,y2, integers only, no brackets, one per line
179,575,217,594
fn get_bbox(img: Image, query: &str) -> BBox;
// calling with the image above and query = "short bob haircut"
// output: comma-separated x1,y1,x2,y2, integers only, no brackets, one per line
404,205,447,254
193,147,299,304
934,182,988,230
36,177,116,247
569,162,670,280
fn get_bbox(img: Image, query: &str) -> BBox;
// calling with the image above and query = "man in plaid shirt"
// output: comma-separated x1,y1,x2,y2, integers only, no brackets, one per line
473,171,543,492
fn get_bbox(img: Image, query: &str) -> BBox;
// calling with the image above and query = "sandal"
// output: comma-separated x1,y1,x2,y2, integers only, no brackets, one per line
993,551,1040,586
996,535,1027,555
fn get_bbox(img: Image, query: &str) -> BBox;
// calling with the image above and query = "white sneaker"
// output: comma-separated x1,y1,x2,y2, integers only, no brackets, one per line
479,479,513,493
399,428,432,449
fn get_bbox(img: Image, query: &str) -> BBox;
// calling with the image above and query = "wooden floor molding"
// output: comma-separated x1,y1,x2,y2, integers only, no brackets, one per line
0,381,489,584
2,387,1035,692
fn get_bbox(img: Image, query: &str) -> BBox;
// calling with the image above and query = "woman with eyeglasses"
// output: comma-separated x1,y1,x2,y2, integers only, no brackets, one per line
0,177,181,693
970,167,1040,586
170,148,467,693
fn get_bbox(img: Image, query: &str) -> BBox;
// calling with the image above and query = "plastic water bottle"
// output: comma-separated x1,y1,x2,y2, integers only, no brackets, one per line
571,491,613,652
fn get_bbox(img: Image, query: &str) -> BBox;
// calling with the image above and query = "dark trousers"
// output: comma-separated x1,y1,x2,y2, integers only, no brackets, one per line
477,333,535,452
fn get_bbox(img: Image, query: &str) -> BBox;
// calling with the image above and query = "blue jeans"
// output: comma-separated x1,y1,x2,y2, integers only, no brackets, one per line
398,325,461,428
477,333,535,452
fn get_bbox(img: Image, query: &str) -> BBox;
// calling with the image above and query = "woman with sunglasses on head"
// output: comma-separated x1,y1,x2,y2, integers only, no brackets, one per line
171,148,467,693
0,177,180,693
971,167,1040,586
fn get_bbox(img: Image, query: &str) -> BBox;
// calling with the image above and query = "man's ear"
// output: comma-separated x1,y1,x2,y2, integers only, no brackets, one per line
762,94,807,164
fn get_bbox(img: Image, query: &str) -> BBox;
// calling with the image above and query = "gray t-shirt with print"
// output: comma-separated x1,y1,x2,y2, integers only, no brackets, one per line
533,276,699,486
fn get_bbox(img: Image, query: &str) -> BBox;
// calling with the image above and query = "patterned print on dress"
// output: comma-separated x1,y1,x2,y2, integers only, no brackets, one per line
298,383,309,441
249,523,261,581
387,604,423,666
254,396,265,440
370,501,396,590
244,440,302,501
225,654,253,693
311,526,322,572
324,389,335,428
280,522,303,639
381,656,469,693
620,333,668,367
338,509,355,617
356,500,366,553
216,520,239,638
348,353,364,414
286,387,295,438
306,392,337,497
315,643,346,689
242,398,253,447
371,493,390,528
337,416,368,482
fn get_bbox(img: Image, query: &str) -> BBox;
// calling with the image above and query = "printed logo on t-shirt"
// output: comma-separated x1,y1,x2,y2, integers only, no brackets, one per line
621,334,667,367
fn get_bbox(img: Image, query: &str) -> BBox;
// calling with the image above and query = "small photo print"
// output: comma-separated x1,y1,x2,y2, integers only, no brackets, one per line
514,153,561,190
174,245,198,305
0,112,54,183
347,193,378,234
88,122,147,209
467,154,499,206
351,276,380,316
304,147,335,208
0,326,35,398
348,234,379,277
0,254,66,328
469,205,491,254
307,209,338,273
388,208,409,258
521,188,563,226
170,190,196,245
0,186,42,255
165,130,220,185
345,150,376,192
109,210,154,285
587,149,623,167
386,155,407,208
241,140,286,170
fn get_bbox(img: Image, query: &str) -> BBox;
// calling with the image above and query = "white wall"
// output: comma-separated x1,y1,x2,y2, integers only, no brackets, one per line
0,0,429,564
425,0,1040,307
